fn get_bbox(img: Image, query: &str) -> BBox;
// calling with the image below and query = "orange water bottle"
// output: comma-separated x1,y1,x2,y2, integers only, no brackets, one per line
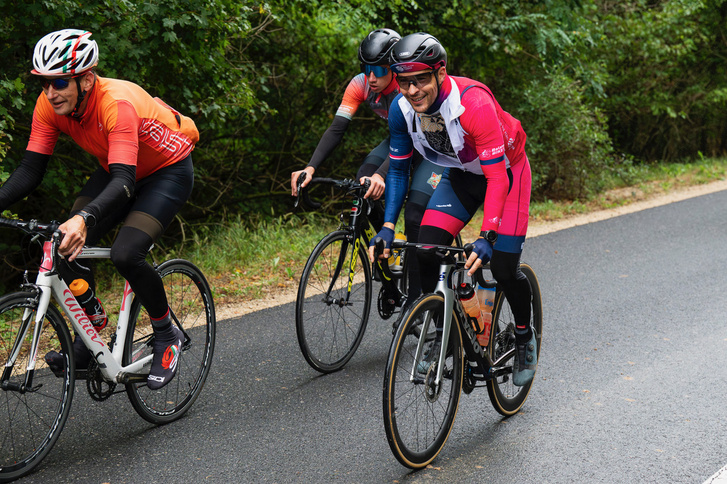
70,279,108,330
477,284,496,347
457,283,485,337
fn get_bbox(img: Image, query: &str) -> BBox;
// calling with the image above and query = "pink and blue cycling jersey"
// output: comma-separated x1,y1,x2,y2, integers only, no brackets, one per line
385,75,528,236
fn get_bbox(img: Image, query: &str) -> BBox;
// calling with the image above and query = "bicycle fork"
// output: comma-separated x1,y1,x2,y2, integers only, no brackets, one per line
411,261,456,388
0,289,51,393
324,233,366,308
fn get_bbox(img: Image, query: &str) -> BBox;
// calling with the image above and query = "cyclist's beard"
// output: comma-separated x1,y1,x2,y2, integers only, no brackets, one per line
425,74,449,115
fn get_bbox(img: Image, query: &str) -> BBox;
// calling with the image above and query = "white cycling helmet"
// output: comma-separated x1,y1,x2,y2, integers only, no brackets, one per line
31,29,99,77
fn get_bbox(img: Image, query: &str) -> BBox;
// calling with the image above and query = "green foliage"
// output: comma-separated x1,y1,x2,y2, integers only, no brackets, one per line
0,76,25,187
0,0,725,232
592,0,727,160
520,68,615,200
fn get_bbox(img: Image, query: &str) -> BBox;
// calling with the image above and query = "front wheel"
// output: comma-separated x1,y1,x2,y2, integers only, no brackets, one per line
486,262,542,416
0,292,75,482
296,230,372,373
124,259,216,424
383,293,463,469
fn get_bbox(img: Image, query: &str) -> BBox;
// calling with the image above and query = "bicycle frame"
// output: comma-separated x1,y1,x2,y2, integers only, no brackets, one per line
7,235,151,386
296,175,404,306
412,254,516,387
327,187,389,304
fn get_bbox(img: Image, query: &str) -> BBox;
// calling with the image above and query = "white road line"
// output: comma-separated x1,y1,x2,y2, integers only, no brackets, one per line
705,465,727,484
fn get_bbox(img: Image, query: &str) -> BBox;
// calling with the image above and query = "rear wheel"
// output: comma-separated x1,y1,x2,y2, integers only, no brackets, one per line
486,262,542,416
383,293,463,469
0,292,74,481
125,259,216,424
296,230,372,373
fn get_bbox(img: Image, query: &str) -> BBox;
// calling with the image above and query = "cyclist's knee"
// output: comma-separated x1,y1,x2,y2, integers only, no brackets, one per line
110,227,153,277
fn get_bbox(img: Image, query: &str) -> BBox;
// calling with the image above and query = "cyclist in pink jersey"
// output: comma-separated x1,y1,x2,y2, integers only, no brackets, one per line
0,29,199,389
291,29,446,321
370,33,536,386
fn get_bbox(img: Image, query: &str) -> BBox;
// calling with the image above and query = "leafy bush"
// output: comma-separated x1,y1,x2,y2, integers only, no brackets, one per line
520,68,616,200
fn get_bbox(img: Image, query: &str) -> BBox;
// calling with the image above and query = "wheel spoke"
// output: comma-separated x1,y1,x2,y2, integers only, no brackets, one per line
0,294,74,481
124,260,215,424
296,232,371,373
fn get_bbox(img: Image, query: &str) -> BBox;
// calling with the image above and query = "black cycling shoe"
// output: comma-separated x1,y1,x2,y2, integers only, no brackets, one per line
45,334,92,376
147,324,184,390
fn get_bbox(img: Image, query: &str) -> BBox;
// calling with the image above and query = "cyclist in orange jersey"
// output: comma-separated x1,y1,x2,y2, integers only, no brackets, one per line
0,29,199,389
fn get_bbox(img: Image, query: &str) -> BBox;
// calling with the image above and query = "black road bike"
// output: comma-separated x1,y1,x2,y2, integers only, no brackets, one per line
293,175,410,373
381,239,542,469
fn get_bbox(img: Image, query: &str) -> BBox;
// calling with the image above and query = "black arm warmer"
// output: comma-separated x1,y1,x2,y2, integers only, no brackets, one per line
0,151,50,211
307,115,351,170
82,163,136,221
375,158,390,179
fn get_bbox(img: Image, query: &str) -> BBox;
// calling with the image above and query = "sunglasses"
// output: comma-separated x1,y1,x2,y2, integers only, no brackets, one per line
38,76,77,90
361,64,389,78
396,71,435,90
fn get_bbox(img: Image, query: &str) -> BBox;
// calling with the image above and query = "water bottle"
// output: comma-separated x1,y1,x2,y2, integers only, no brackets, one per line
477,284,496,347
70,279,108,331
388,233,407,271
457,283,485,336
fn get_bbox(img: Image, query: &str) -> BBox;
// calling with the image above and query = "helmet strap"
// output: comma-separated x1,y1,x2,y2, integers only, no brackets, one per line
70,73,94,118
426,68,445,115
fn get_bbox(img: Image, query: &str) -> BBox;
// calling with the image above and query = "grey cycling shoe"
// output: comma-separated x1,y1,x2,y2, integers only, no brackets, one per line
513,331,537,386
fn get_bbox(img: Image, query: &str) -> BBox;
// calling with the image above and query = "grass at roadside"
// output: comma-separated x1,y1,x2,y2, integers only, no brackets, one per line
119,157,727,309
528,157,727,222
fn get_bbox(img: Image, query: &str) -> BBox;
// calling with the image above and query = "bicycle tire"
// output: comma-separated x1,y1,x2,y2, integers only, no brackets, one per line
124,259,216,424
0,292,75,482
383,293,463,469
486,262,542,416
296,230,372,373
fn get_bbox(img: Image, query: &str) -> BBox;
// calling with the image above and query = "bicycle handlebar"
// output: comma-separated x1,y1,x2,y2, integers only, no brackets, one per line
0,217,61,235
293,172,371,210
373,237,487,287
0,217,92,275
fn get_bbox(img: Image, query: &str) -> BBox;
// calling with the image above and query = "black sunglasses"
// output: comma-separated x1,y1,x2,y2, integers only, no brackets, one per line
38,76,76,90
396,71,435,90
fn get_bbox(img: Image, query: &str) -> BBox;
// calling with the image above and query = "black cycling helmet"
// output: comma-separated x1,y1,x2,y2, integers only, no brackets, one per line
390,32,447,74
358,28,401,66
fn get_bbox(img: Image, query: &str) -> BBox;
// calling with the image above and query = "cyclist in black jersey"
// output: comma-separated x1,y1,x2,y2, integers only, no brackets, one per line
291,28,401,211
291,29,445,316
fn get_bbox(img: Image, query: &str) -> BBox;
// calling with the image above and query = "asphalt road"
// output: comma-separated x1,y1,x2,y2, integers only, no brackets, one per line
15,189,727,483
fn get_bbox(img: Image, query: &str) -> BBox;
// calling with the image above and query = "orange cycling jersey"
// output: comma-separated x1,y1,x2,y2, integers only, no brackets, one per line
335,73,399,121
27,76,199,180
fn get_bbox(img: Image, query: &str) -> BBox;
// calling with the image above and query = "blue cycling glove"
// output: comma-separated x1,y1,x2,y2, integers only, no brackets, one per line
371,226,395,252
471,238,493,265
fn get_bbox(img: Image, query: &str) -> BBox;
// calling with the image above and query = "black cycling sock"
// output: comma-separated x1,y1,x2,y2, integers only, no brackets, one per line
150,308,172,332
515,324,533,344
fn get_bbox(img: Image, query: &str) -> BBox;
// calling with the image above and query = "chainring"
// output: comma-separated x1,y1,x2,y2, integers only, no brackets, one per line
86,359,117,401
